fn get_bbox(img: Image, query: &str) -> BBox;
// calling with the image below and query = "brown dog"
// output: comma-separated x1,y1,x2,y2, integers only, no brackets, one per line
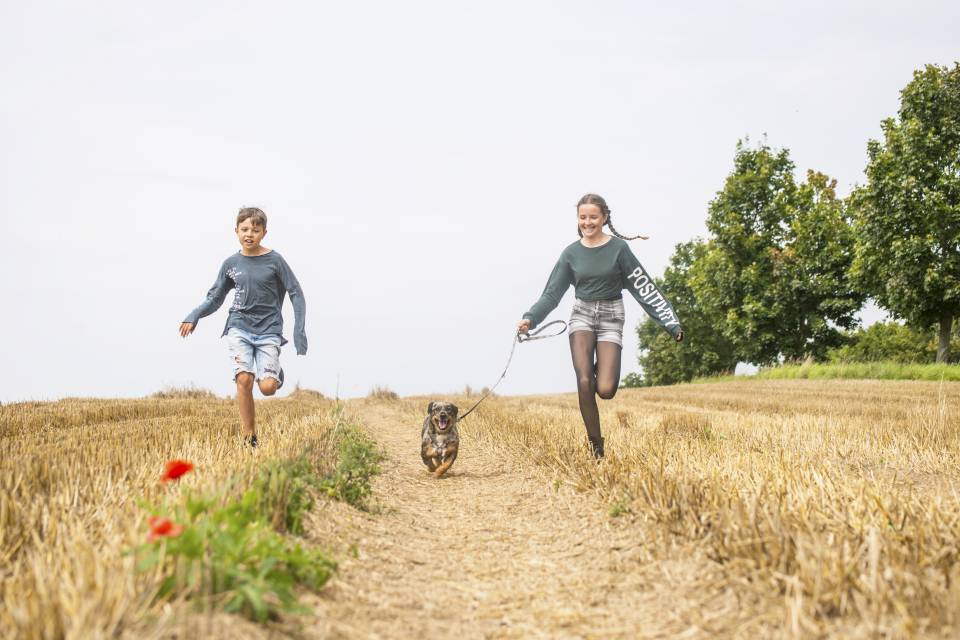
420,401,459,477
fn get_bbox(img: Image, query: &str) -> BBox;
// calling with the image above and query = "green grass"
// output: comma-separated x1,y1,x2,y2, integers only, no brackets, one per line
754,361,960,381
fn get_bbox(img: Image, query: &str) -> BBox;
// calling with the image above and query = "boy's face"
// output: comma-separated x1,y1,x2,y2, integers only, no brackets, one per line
235,219,266,252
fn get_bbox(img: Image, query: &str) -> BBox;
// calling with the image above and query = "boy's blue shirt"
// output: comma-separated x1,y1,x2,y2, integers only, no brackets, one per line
184,251,307,355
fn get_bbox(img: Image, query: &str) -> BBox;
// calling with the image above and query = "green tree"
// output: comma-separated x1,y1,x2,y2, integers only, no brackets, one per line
851,63,960,362
825,321,933,364
636,240,737,386
700,141,862,364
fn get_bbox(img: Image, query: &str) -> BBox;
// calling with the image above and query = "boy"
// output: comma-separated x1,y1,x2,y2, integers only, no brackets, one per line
179,207,307,447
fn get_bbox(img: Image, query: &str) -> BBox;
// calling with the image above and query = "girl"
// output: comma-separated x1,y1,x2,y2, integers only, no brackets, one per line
517,194,683,458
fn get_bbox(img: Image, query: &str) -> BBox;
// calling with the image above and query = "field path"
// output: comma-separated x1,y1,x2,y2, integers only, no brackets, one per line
304,401,739,639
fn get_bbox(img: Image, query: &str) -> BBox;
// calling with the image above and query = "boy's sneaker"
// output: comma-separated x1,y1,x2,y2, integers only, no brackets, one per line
246,434,259,448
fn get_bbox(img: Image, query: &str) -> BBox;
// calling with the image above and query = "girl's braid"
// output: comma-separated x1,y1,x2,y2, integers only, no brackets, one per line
606,215,649,241
576,193,649,240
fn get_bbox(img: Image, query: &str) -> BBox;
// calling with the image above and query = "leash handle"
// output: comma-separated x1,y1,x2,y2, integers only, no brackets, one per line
518,319,567,343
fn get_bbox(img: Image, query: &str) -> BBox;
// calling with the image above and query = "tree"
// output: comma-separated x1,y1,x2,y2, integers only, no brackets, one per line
825,321,934,364
699,140,863,364
636,240,737,385
851,63,960,362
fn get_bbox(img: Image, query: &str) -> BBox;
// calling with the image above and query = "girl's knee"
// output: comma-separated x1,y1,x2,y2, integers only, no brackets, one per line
576,374,596,393
597,385,618,400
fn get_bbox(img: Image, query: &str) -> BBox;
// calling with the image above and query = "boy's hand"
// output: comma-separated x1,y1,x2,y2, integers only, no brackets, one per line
517,319,531,334
179,322,195,337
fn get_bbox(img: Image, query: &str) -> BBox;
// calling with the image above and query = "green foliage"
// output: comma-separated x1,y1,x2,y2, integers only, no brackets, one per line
825,321,934,364
135,420,383,623
137,479,336,622
698,140,862,364
621,372,644,388
248,455,320,535
318,425,384,510
852,63,960,361
636,240,738,386
754,361,960,382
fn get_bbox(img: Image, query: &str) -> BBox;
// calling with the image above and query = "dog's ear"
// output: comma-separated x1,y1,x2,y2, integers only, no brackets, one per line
449,404,459,418
426,401,437,415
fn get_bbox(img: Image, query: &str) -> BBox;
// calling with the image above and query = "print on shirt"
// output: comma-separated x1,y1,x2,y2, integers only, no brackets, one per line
226,267,245,311
627,266,680,327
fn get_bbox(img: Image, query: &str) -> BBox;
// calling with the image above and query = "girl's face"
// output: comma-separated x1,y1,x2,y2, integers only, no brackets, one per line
577,204,608,241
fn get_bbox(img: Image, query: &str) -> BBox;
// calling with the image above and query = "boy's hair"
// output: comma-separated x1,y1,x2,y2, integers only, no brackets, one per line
237,207,267,229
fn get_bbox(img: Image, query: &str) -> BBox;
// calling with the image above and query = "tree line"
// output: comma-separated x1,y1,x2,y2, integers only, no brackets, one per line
630,63,960,386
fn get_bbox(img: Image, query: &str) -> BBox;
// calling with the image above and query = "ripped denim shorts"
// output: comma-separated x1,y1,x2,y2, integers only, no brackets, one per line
225,327,282,383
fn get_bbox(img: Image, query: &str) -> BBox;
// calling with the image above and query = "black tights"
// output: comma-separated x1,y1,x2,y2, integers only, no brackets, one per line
569,330,622,441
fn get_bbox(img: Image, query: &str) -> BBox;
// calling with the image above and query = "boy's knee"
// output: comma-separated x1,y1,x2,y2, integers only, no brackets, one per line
259,378,278,396
236,373,254,390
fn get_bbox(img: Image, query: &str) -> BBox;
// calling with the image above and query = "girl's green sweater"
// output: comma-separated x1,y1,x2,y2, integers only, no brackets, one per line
523,237,682,338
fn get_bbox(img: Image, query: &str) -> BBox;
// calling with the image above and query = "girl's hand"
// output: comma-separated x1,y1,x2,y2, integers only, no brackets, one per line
675,330,684,342
179,322,195,337
517,319,531,334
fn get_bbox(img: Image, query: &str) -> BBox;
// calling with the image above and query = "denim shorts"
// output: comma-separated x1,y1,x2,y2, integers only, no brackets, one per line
569,298,626,346
225,327,282,382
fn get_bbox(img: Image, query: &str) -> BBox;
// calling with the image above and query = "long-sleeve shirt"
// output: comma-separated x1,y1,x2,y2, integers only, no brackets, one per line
183,251,308,355
523,237,682,338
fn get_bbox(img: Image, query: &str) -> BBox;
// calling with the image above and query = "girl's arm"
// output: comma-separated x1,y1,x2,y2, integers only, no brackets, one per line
181,262,233,331
522,255,574,330
278,257,307,355
618,248,683,340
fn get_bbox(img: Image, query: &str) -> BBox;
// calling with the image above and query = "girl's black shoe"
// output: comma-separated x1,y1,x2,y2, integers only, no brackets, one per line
246,434,259,448
589,436,604,459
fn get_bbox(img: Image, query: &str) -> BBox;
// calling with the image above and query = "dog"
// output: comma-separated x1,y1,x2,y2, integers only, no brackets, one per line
421,401,460,477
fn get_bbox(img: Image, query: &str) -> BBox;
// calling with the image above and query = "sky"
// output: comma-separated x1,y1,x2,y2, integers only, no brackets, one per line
2,1,957,402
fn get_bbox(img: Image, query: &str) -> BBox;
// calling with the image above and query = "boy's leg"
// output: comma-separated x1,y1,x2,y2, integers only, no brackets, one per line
236,372,256,437
227,328,258,438
253,335,283,396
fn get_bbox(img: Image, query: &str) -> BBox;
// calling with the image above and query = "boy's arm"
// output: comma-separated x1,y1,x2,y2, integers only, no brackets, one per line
278,257,307,355
182,262,233,330
618,247,683,340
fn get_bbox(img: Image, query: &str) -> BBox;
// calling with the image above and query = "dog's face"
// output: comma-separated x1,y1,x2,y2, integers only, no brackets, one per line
427,401,459,434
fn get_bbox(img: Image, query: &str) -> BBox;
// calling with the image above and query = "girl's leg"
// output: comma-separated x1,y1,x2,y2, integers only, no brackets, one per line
595,341,622,400
569,330,601,442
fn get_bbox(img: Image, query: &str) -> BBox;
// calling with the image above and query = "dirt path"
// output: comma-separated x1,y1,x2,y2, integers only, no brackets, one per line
303,401,744,639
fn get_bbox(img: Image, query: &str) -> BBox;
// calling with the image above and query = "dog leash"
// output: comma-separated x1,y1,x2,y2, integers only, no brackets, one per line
458,319,568,421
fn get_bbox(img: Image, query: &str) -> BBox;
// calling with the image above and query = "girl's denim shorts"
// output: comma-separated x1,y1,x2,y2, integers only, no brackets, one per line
569,297,626,346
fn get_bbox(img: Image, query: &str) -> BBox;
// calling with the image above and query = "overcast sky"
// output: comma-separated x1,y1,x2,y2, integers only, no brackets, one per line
2,1,957,402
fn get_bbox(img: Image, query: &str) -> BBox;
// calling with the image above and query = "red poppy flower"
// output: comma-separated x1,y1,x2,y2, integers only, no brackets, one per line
160,459,194,483
147,515,184,542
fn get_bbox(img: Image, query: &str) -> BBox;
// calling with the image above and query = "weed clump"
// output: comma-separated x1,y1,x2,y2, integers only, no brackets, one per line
319,425,384,510
151,385,220,400
134,416,381,624
368,386,399,401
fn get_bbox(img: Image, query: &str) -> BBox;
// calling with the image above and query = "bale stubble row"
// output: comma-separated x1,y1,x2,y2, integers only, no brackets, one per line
432,379,960,637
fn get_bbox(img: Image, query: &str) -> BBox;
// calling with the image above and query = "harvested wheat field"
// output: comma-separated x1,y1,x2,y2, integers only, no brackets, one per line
3,379,960,638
